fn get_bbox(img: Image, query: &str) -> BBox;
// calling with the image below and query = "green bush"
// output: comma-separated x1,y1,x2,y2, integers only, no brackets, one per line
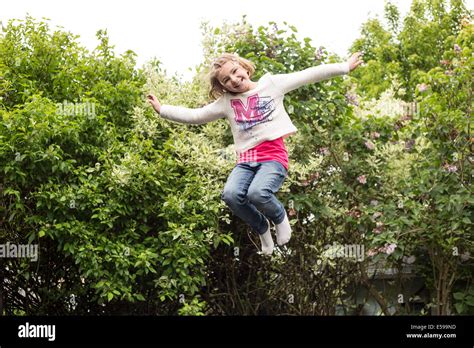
1,1,472,316
0,16,229,315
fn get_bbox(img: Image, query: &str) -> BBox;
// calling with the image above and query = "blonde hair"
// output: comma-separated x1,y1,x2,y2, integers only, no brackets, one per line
208,53,255,100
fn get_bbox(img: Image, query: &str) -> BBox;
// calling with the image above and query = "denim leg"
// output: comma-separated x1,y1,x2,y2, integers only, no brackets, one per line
221,163,269,234
247,161,287,225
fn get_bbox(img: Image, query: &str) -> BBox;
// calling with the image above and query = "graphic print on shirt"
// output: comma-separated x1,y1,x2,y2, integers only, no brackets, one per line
230,94,275,131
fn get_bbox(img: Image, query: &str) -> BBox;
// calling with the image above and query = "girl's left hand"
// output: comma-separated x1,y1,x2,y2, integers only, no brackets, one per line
348,52,364,72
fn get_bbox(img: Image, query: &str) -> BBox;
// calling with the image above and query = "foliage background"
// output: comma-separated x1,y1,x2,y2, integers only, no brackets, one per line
1,0,472,315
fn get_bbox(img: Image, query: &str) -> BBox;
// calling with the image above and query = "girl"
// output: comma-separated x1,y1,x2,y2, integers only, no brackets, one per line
147,51,363,256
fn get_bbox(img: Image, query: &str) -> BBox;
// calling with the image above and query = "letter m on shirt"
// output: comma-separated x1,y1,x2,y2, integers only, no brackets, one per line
231,95,261,122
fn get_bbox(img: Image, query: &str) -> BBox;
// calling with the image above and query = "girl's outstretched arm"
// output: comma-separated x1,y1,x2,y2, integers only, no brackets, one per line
147,94,225,125
271,52,364,95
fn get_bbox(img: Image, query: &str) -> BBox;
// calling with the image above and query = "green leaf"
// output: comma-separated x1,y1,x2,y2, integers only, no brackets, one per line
28,232,36,244
466,297,474,307
454,303,465,314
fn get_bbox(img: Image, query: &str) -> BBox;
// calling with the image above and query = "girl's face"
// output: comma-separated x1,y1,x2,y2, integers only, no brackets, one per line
217,61,254,94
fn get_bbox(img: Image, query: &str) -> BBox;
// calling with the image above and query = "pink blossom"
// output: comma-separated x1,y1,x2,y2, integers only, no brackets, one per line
365,140,375,150
367,249,379,257
357,175,367,184
301,172,320,186
440,59,450,66
319,147,330,156
417,83,428,92
454,44,461,53
347,208,361,219
370,132,380,139
373,228,382,234
383,243,397,255
373,222,384,234
443,164,458,173
448,165,458,173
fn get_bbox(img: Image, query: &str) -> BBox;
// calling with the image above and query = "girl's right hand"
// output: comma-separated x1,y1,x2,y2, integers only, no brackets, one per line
147,94,161,114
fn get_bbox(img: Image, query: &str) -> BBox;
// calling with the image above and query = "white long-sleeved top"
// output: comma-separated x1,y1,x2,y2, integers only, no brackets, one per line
160,62,350,154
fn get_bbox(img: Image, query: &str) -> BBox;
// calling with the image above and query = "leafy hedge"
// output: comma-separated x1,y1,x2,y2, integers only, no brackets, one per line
1,0,472,316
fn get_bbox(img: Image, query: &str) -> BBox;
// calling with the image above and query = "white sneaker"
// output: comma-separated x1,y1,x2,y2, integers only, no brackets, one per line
275,213,292,246
259,218,274,256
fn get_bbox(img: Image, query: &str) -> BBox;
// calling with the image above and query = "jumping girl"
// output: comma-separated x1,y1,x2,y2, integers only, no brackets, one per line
147,51,363,255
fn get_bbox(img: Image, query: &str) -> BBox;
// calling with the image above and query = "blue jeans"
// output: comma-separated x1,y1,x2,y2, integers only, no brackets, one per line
221,161,287,235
